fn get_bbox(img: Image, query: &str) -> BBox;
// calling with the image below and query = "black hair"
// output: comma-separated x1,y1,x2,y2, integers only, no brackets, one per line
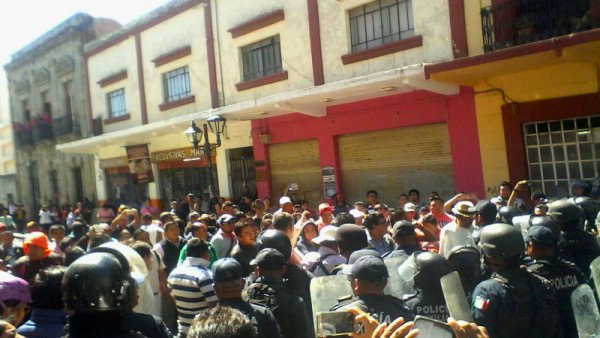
499,181,513,189
88,234,111,250
187,238,209,258
421,214,437,225
363,212,384,230
273,212,294,232
31,266,67,309
389,209,407,224
408,189,420,196
133,228,149,241
429,196,444,204
64,246,85,266
130,241,152,259
334,212,355,226
164,221,180,232
366,190,378,197
233,220,253,237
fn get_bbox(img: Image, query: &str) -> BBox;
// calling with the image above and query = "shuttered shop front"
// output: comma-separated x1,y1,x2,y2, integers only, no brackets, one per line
338,123,455,205
269,140,322,204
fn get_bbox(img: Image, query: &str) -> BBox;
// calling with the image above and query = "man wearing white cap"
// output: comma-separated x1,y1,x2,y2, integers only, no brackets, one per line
274,196,294,215
438,201,477,258
301,225,345,276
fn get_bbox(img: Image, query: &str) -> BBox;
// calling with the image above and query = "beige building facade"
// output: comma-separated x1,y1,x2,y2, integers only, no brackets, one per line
60,0,487,209
4,13,120,219
0,70,16,206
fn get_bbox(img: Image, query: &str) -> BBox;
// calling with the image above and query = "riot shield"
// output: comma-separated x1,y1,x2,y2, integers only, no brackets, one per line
512,215,530,240
440,271,474,322
571,284,600,338
383,255,411,299
394,254,420,299
590,256,600,301
310,274,353,323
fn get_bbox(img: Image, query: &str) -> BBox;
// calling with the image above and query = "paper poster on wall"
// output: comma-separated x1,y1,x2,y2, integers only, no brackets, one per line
322,166,336,198
125,144,154,184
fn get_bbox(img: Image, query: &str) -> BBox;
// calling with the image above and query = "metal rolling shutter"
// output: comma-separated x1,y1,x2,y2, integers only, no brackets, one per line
269,139,322,204
338,123,455,205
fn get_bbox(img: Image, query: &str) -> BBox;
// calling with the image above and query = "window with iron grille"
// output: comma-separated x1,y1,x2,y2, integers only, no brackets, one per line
106,88,126,118
524,116,600,198
241,36,283,82
349,0,414,53
163,66,191,102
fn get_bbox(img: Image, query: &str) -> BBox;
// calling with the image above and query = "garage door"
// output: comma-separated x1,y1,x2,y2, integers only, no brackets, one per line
269,139,322,205
338,123,455,206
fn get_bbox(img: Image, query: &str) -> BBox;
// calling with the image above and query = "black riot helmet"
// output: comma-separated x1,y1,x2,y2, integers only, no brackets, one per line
413,252,451,293
479,223,525,260
447,246,481,293
570,179,591,196
62,248,133,312
498,206,520,225
547,199,583,230
257,229,292,260
529,215,561,238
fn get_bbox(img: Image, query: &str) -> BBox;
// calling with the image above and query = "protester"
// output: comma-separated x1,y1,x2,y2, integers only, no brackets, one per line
16,266,67,337
167,238,216,337
0,271,30,327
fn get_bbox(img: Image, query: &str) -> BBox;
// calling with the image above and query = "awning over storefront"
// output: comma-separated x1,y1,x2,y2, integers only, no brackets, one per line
425,29,600,86
57,64,459,154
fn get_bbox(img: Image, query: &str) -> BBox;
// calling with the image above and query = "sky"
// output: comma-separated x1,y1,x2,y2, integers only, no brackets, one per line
0,0,169,121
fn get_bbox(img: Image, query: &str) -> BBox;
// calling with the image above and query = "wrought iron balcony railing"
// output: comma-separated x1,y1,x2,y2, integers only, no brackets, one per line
481,0,600,52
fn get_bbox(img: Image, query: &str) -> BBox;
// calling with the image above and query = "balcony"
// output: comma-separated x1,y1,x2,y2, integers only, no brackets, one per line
13,128,32,147
481,0,600,52
52,114,80,136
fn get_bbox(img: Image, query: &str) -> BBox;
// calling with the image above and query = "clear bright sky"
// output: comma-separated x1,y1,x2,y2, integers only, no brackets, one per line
0,0,169,121
0,0,169,65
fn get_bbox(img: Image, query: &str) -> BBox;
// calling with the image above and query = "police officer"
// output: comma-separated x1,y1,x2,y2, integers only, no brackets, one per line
243,248,313,338
547,199,600,277
256,230,313,314
497,206,520,226
526,225,585,338
384,221,423,260
62,248,148,338
472,223,560,338
404,252,451,321
568,180,600,232
332,254,414,325
447,245,482,298
211,258,282,338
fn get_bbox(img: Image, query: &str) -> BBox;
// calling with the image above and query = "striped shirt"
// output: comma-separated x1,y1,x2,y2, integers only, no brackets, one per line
167,257,217,335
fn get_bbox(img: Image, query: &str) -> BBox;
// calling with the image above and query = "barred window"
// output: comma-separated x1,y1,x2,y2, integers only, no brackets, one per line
163,66,191,102
107,88,126,117
524,116,600,197
349,0,414,53
241,36,283,82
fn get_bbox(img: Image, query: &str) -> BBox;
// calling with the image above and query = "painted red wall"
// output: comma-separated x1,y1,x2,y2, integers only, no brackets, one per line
251,87,485,200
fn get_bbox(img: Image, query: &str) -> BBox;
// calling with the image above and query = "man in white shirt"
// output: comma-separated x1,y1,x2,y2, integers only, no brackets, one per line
439,201,477,258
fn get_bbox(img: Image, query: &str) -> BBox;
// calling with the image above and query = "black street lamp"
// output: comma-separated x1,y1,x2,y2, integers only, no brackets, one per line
184,116,227,198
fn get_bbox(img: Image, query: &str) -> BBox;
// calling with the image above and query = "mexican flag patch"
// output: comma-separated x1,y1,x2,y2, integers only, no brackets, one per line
473,295,490,311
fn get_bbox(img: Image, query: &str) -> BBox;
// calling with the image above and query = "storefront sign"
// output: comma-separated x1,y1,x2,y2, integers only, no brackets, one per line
125,144,154,184
99,157,128,169
150,147,216,163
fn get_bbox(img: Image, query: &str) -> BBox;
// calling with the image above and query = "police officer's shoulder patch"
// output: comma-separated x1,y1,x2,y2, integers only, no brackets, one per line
473,295,490,311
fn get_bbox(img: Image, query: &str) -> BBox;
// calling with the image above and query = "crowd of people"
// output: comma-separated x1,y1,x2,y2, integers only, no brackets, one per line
0,178,598,337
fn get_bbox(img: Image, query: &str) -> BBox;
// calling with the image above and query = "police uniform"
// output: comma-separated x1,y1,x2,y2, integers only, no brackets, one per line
219,298,282,338
526,226,586,338
244,250,313,338
558,228,600,277
474,224,561,338
212,258,282,338
334,254,414,325
404,293,449,322
332,294,414,325
472,265,560,338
